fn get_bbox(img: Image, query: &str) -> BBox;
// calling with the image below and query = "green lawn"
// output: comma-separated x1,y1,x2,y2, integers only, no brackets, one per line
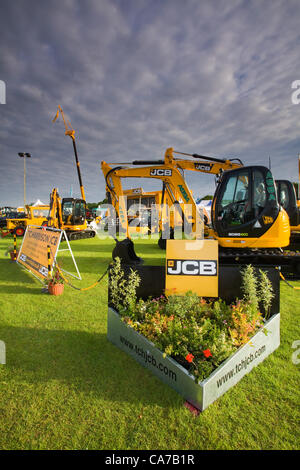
0,235,299,450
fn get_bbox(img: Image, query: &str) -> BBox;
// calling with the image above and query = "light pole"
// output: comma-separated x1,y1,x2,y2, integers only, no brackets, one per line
18,152,31,208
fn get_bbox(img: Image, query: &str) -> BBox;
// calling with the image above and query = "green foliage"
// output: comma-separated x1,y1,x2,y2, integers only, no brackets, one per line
241,264,275,320
108,257,140,315
131,294,263,381
258,269,275,319
241,264,259,316
86,203,99,210
109,261,273,382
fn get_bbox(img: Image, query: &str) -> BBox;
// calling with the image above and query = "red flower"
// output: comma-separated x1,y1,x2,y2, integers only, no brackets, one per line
203,349,212,358
185,353,194,363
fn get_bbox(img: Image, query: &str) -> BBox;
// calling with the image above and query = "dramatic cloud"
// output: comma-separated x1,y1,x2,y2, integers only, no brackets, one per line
1,0,300,206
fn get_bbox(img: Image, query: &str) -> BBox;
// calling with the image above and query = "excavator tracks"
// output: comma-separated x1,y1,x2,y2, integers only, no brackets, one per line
219,248,300,280
65,230,96,241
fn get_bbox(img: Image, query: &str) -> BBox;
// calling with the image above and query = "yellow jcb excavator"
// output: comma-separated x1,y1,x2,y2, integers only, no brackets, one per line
101,147,300,277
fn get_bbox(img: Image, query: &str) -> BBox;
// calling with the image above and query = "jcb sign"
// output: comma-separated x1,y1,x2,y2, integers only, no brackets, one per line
167,260,217,276
165,239,218,297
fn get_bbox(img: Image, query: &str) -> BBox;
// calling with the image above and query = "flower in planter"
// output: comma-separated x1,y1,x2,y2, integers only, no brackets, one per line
203,349,212,358
185,353,194,363
47,267,64,285
4,245,19,261
46,267,64,296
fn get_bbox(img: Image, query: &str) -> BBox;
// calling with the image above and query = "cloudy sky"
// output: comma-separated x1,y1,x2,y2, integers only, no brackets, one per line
1,0,300,206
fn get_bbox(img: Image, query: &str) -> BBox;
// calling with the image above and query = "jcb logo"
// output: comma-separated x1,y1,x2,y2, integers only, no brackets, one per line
263,216,273,224
150,169,172,176
167,259,217,276
194,163,213,172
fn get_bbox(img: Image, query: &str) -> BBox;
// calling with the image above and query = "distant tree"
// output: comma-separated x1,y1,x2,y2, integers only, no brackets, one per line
201,195,213,200
98,198,108,205
86,203,98,210
293,182,299,198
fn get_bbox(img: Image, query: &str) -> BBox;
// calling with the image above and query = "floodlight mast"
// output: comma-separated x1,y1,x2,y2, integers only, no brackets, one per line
18,152,31,207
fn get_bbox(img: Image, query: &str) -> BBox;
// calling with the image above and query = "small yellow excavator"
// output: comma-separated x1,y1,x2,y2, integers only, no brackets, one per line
46,106,96,240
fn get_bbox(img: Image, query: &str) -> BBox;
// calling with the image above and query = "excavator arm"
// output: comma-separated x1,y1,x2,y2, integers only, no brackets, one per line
164,148,243,176
48,188,63,229
101,147,243,239
101,159,204,239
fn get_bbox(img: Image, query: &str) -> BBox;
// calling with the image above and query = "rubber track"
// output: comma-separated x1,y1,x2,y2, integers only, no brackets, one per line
219,248,300,280
66,230,96,241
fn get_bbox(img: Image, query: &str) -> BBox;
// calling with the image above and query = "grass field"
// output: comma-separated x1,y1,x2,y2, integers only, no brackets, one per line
0,235,299,450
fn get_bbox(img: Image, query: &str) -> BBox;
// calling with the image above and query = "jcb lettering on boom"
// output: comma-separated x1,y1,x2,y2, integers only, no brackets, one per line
150,169,172,176
194,163,213,172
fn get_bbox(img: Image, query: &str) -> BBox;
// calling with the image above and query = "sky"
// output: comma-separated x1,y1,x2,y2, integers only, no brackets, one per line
1,0,300,207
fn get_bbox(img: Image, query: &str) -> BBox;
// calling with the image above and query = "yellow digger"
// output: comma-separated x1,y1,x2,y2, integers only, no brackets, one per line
101,147,300,277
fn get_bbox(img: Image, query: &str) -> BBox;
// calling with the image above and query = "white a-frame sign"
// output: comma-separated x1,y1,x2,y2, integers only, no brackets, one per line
17,226,81,282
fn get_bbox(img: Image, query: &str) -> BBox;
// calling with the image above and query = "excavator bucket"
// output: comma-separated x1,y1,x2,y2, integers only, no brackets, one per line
112,238,143,265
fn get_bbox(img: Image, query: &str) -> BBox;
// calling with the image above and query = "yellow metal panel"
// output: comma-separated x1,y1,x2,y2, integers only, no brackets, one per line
165,239,218,297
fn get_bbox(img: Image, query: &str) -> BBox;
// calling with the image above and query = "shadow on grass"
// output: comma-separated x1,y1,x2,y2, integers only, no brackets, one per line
0,259,42,294
0,284,43,295
0,324,180,410
61,241,115,253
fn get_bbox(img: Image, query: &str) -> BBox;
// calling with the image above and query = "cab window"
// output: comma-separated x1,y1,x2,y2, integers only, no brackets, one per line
253,170,267,215
74,201,86,225
218,170,249,226
62,201,73,224
277,182,290,210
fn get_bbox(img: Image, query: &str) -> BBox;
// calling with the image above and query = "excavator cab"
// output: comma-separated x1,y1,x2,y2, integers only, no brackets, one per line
61,198,87,227
276,180,300,228
212,166,290,248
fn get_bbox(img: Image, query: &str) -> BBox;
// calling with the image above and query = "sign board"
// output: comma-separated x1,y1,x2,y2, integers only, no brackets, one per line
17,226,62,279
165,239,218,297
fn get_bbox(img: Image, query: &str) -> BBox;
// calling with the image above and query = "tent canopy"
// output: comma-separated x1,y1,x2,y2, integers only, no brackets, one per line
31,199,46,206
